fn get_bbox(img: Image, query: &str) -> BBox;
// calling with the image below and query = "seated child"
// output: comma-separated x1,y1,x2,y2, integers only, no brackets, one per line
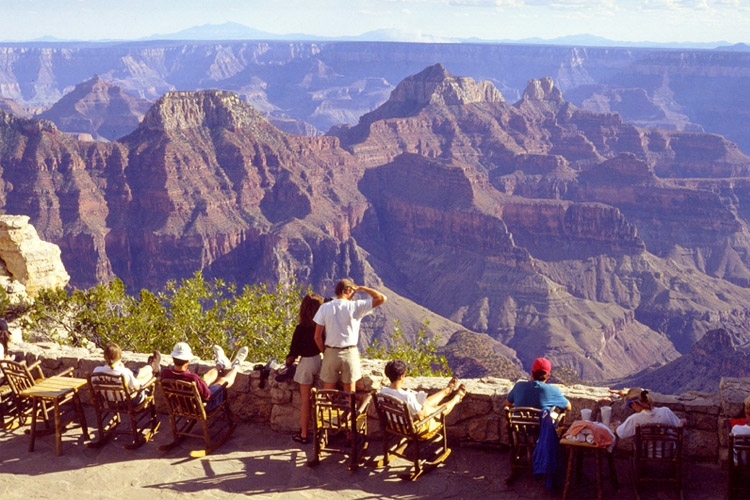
731,396,750,464
93,343,162,402
379,359,465,430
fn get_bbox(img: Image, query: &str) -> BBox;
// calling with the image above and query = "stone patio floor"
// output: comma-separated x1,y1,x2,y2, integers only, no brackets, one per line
0,409,730,500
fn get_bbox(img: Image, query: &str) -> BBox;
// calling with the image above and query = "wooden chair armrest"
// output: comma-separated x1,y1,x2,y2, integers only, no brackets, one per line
414,404,448,429
26,360,44,380
56,367,74,377
132,377,157,396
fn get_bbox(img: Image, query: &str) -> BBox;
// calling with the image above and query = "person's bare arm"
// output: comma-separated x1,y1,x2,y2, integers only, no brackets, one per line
354,285,387,308
314,324,325,352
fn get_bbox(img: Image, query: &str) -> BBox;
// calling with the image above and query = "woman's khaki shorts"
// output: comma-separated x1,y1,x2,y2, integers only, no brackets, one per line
293,354,322,385
320,347,361,384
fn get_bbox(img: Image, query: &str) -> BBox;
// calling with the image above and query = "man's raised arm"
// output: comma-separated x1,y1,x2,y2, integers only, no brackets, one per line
354,285,387,308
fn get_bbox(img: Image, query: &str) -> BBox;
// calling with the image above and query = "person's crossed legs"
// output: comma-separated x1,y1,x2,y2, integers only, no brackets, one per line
420,378,466,418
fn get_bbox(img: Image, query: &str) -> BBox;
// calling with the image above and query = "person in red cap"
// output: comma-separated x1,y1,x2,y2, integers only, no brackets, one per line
506,357,571,411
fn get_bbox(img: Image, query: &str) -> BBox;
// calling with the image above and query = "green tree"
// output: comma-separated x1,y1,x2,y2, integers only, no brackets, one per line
20,271,305,363
366,320,451,377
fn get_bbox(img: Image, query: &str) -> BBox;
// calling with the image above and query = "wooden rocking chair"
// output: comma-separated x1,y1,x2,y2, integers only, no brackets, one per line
158,378,235,457
728,432,750,500
633,424,683,500
0,379,13,428
308,389,372,471
0,359,72,430
86,372,160,449
504,406,565,485
372,391,451,480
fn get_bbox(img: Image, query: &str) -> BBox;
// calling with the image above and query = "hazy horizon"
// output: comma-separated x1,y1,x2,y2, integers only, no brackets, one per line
1,0,748,45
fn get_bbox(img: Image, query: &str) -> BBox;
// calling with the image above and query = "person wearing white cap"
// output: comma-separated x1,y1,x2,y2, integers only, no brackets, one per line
161,342,248,411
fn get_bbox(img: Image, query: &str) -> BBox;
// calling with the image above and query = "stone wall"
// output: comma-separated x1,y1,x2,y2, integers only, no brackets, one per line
11,341,748,464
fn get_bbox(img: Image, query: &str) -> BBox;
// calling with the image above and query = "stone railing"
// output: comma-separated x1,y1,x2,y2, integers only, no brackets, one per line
10,341,748,464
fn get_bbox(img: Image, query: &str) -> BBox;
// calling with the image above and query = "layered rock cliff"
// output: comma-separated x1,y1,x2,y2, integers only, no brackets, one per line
38,75,152,141
613,328,750,394
0,215,69,299
2,41,750,153
3,65,750,382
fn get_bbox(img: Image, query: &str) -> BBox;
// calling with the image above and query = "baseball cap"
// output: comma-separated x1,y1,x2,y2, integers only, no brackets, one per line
170,342,194,361
531,357,552,375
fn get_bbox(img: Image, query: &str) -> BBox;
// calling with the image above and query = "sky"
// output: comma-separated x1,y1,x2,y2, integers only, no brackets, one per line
0,0,748,44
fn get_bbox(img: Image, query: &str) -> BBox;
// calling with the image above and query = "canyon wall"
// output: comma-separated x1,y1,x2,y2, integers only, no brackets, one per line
1,41,750,152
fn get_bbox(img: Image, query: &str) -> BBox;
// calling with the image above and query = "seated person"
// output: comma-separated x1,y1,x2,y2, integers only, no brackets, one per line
506,357,571,411
0,320,24,384
731,396,750,437
161,342,248,411
93,343,162,399
615,387,681,439
379,359,465,425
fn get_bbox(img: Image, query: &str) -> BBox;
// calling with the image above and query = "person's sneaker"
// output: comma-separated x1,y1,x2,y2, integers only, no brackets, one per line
147,349,161,375
231,346,249,368
213,345,231,369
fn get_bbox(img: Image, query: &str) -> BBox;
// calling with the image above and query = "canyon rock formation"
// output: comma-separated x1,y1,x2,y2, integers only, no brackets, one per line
0,215,69,300
2,63,750,383
37,75,152,141
1,41,750,152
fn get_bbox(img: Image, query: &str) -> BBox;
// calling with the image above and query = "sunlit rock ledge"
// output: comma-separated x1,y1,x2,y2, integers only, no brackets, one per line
11,340,748,465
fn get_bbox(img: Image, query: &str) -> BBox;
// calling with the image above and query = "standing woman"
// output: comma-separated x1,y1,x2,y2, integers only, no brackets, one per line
286,293,324,444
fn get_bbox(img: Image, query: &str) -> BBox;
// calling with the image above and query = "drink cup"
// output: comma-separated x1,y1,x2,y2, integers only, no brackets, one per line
600,406,612,426
580,408,592,421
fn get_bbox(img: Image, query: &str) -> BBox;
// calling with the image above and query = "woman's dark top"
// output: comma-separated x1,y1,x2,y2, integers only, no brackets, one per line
287,323,321,359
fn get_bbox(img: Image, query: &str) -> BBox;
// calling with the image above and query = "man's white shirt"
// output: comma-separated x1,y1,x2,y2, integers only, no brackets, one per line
313,298,373,347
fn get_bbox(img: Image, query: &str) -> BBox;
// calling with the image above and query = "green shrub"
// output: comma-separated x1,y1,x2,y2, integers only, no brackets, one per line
21,271,305,362
366,320,451,377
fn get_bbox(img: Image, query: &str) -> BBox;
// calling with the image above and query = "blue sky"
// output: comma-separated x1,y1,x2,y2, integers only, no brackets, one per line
1,0,748,43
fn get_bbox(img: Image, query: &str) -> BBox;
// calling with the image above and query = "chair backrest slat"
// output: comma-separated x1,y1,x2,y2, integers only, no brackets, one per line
88,372,132,410
373,392,416,435
0,360,36,396
635,424,682,462
312,389,356,432
160,379,207,420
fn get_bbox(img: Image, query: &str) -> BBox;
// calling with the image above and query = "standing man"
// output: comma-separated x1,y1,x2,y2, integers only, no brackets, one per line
313,279,387,392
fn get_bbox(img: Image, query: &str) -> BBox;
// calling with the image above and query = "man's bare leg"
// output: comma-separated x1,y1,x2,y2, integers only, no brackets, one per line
202,367,219,385
214,366,238,389
422,384,466,418
423,377,458,408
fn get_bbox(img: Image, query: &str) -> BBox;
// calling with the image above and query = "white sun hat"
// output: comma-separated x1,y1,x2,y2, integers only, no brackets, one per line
170,342,195,361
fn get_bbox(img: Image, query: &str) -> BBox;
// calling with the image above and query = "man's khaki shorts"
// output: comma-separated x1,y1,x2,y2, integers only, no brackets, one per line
320,347,361,384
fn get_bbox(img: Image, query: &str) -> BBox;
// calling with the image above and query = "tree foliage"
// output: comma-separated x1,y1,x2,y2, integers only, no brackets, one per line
20,272,451,373
366,320,451,377
21,271,304,361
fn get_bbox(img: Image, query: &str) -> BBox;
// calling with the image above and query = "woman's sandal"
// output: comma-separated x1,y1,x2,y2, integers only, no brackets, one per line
292,432,310,445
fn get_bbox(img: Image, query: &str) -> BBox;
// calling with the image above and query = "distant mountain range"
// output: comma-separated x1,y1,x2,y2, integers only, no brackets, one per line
10,22,740,50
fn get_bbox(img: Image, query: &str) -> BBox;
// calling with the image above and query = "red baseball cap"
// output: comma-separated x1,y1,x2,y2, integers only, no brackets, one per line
532,357,552,374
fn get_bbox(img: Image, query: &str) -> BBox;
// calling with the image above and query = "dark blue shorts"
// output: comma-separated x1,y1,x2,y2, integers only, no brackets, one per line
205,384,225,411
